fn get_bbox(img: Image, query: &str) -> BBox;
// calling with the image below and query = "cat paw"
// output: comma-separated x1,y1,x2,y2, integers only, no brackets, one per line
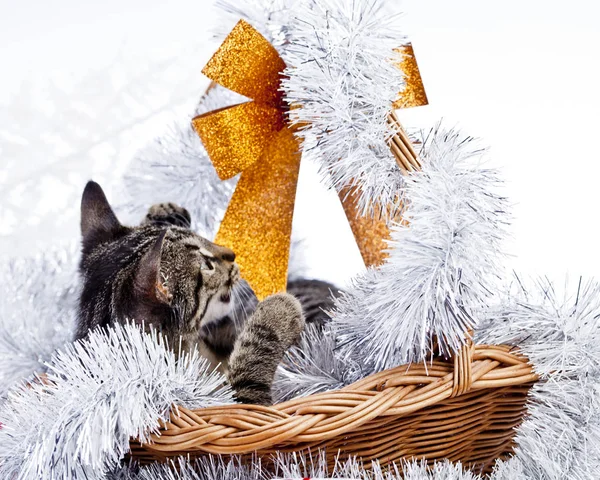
227,293,305,405
143,203,192,228
252,293,305,348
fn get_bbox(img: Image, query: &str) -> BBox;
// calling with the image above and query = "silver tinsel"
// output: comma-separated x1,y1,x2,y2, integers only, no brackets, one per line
0,323,233,479
509,379,600,479
477,276,600,379
281,0,407,218
273,324,361,402
117,86,243,239
0,245,78,402
116,452,482,480
477,277,600,479
334,127,509,370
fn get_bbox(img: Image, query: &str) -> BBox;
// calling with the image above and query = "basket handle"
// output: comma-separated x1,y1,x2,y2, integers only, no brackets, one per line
387,111,421,172
387,113,475,396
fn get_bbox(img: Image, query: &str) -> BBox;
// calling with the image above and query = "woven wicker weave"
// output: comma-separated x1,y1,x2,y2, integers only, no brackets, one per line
130,341,538,474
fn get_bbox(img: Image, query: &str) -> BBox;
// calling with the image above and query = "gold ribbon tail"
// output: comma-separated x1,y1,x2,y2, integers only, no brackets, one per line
215,128,301,300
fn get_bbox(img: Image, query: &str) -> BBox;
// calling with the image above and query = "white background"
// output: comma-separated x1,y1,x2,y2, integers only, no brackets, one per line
1,0,599,287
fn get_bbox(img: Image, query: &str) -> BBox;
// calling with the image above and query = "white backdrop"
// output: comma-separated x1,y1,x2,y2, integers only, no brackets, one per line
1,0,599,287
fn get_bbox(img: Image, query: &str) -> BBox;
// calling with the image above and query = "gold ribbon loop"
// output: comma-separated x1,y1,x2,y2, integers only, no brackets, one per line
215,128,301,299
202,19,286,106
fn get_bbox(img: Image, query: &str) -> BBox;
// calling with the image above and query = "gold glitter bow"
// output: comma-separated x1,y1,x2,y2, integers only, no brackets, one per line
192,19,300,300
193,19,428,299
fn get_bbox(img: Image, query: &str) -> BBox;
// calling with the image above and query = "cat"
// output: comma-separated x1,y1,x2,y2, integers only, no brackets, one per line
76,181,305,405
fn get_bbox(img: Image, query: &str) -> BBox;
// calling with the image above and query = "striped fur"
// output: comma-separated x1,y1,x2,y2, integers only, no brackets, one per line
228,294,304,404
287,278,339,326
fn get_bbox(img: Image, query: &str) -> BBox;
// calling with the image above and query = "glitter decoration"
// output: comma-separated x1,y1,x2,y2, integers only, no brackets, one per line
193,101,285,180
339,185,408,268
191,19,299,299
339,185,393,267
195,19,429,290
202,19,286,107
393,43,429,109
215,127,301,300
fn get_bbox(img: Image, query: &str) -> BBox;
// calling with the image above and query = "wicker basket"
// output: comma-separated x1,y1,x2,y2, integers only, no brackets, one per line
130,339,537,474
128,110,538,474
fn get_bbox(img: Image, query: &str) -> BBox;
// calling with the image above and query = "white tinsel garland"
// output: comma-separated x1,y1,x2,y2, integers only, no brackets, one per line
508,379,600,479
0,245,78,402
0,323,233,480
116,452,482,480
281,0,407,218
333,127,508,370
273,324,361,403
476,276,600,379
476,277,600,479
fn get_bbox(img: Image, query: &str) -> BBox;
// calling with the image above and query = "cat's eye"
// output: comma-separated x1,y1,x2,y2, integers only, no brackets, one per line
202,258,215,273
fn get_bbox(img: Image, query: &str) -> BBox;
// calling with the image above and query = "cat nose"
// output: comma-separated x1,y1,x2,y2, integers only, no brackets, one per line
216,246,236,263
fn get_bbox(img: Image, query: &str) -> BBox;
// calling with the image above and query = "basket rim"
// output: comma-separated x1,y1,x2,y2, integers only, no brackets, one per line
138,343,538,457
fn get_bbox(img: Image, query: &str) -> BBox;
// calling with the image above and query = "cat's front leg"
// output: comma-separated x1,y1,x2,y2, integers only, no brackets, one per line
227,293,305,405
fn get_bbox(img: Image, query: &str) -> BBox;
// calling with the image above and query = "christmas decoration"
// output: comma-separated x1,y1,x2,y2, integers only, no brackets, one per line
273,324,361,403
117,453,481,480
280,0,424,218
477,276,600,380
279,0,428,268
195,1,429,296
477,277,600,479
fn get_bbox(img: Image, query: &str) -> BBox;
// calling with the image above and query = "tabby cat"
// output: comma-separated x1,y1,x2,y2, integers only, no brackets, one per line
76,181,305,405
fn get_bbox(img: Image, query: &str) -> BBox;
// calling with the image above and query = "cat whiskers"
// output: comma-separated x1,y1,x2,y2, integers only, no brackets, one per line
232,282,253,331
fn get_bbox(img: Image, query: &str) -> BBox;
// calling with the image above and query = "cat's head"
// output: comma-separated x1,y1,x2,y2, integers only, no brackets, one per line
78,181,240,338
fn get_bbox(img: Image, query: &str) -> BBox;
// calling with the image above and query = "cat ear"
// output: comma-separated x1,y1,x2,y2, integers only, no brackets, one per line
135,230,172,305
81,181,123,245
